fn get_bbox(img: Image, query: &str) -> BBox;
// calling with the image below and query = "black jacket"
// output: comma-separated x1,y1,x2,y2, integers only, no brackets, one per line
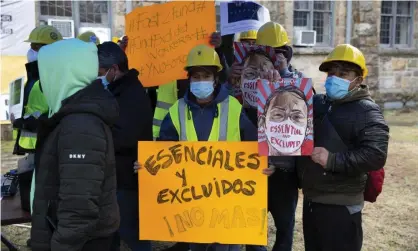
296,87,389,205
108,69,153,190
31,80,120,251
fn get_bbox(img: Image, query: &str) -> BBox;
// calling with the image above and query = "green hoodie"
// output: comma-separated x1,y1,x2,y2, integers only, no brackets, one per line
38,38,99,117
30,39,98,214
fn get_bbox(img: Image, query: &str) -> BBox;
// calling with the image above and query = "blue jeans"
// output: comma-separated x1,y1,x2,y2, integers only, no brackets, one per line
189,243,241,251
111,189,152,251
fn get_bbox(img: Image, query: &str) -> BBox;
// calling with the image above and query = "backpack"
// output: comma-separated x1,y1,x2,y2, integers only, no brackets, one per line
363,168,385,202
320,97,385,203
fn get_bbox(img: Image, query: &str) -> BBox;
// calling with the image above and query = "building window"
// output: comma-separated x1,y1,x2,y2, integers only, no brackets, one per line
293,1,333,46
215,1,220,31
380,1,414,47
40,1,72,17
79,1,108,25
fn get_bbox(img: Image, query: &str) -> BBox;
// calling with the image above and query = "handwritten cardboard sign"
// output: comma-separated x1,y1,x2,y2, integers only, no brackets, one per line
138,141,268,245
125,1,216,87
257,78,314,156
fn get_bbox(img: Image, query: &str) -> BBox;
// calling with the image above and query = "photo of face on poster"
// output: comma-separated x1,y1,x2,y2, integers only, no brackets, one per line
257,78,314,156
233,42,279,107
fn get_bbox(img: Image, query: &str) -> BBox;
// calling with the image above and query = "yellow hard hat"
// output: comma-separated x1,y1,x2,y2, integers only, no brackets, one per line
256,22,289,48
77,31,100,45
112,36,120,43
319,44,368,77
24,25,63,44
239,30,257,41
184,45,223,72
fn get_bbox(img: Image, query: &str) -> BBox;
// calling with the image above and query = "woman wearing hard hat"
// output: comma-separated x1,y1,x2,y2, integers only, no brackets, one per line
297,44,389,251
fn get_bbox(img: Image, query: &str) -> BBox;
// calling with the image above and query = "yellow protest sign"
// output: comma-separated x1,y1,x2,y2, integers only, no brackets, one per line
125,1,216,87
138,141,268,245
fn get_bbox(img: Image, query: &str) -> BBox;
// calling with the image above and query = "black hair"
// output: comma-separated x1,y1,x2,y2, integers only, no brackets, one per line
321,61,363,77
97,42,129,73
263,85,307,116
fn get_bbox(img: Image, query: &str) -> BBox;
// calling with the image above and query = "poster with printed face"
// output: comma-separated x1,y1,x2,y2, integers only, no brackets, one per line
233,42,280,108
257,78,314,156
138,141,268,245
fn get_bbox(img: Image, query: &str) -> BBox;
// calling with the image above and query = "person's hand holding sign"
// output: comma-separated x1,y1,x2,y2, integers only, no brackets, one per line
259,66,281,82
262,165,276,176
209,32,222,48
133,161,141,173
229,62,245,85
119,36,128,51
311,147,330,168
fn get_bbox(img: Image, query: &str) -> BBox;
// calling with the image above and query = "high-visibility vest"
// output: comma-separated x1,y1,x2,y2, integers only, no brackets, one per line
169,96,241,141
152,80,178,140
18,81,48,150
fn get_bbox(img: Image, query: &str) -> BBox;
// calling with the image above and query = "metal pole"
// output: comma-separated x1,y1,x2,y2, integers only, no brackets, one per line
126,0,133,14
345,0,352,44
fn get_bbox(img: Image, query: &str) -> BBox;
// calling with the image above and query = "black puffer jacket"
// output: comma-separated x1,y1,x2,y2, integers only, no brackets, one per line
107,69,153,190
296,86,389,205
31,80,120,251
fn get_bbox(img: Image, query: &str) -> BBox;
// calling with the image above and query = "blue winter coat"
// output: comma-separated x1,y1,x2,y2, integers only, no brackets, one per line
158,84,256,141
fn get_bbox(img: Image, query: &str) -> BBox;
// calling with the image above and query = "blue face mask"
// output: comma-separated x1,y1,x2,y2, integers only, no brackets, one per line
97,69,110,87
190,81,215,99
325,76,353,100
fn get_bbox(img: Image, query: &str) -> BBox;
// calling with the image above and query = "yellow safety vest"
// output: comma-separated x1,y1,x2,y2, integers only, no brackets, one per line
169,96,241,141
152,80,178,140
19,81,48,150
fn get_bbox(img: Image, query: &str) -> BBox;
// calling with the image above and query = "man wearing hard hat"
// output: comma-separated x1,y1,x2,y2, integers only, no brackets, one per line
297,44,389,251
142,44,269,251
77,31,101,45
228,22,304,251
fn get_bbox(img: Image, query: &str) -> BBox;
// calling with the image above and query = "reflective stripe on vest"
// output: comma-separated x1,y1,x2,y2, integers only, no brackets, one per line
18,80,48,150
169,96,241,141
152,80,178,140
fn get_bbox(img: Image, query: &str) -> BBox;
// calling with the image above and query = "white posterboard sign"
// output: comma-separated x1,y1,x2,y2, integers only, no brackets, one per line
220,0,270,36
1,0,36,56
9,77,25,120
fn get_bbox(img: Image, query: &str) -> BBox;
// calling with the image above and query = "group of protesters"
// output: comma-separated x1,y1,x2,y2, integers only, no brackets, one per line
12,12,389,251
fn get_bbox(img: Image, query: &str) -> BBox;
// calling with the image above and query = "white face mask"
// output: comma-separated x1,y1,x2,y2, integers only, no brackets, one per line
241,78,258,107
265,118,306,154
27,48,38,63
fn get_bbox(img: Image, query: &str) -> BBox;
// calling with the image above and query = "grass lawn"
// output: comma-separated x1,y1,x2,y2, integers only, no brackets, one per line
1,109,418,251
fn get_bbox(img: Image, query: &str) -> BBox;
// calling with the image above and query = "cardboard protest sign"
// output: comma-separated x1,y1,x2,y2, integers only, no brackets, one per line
125,1,216,87
232,42,280,107
220,1,270,36
257,78,314,156
138,141,268,245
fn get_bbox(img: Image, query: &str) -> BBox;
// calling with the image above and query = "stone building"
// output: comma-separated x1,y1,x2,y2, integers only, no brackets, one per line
35,0,418,108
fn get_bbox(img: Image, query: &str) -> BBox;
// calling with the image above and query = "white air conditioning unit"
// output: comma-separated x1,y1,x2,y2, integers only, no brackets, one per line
293,29,316,47
48,19,75,39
